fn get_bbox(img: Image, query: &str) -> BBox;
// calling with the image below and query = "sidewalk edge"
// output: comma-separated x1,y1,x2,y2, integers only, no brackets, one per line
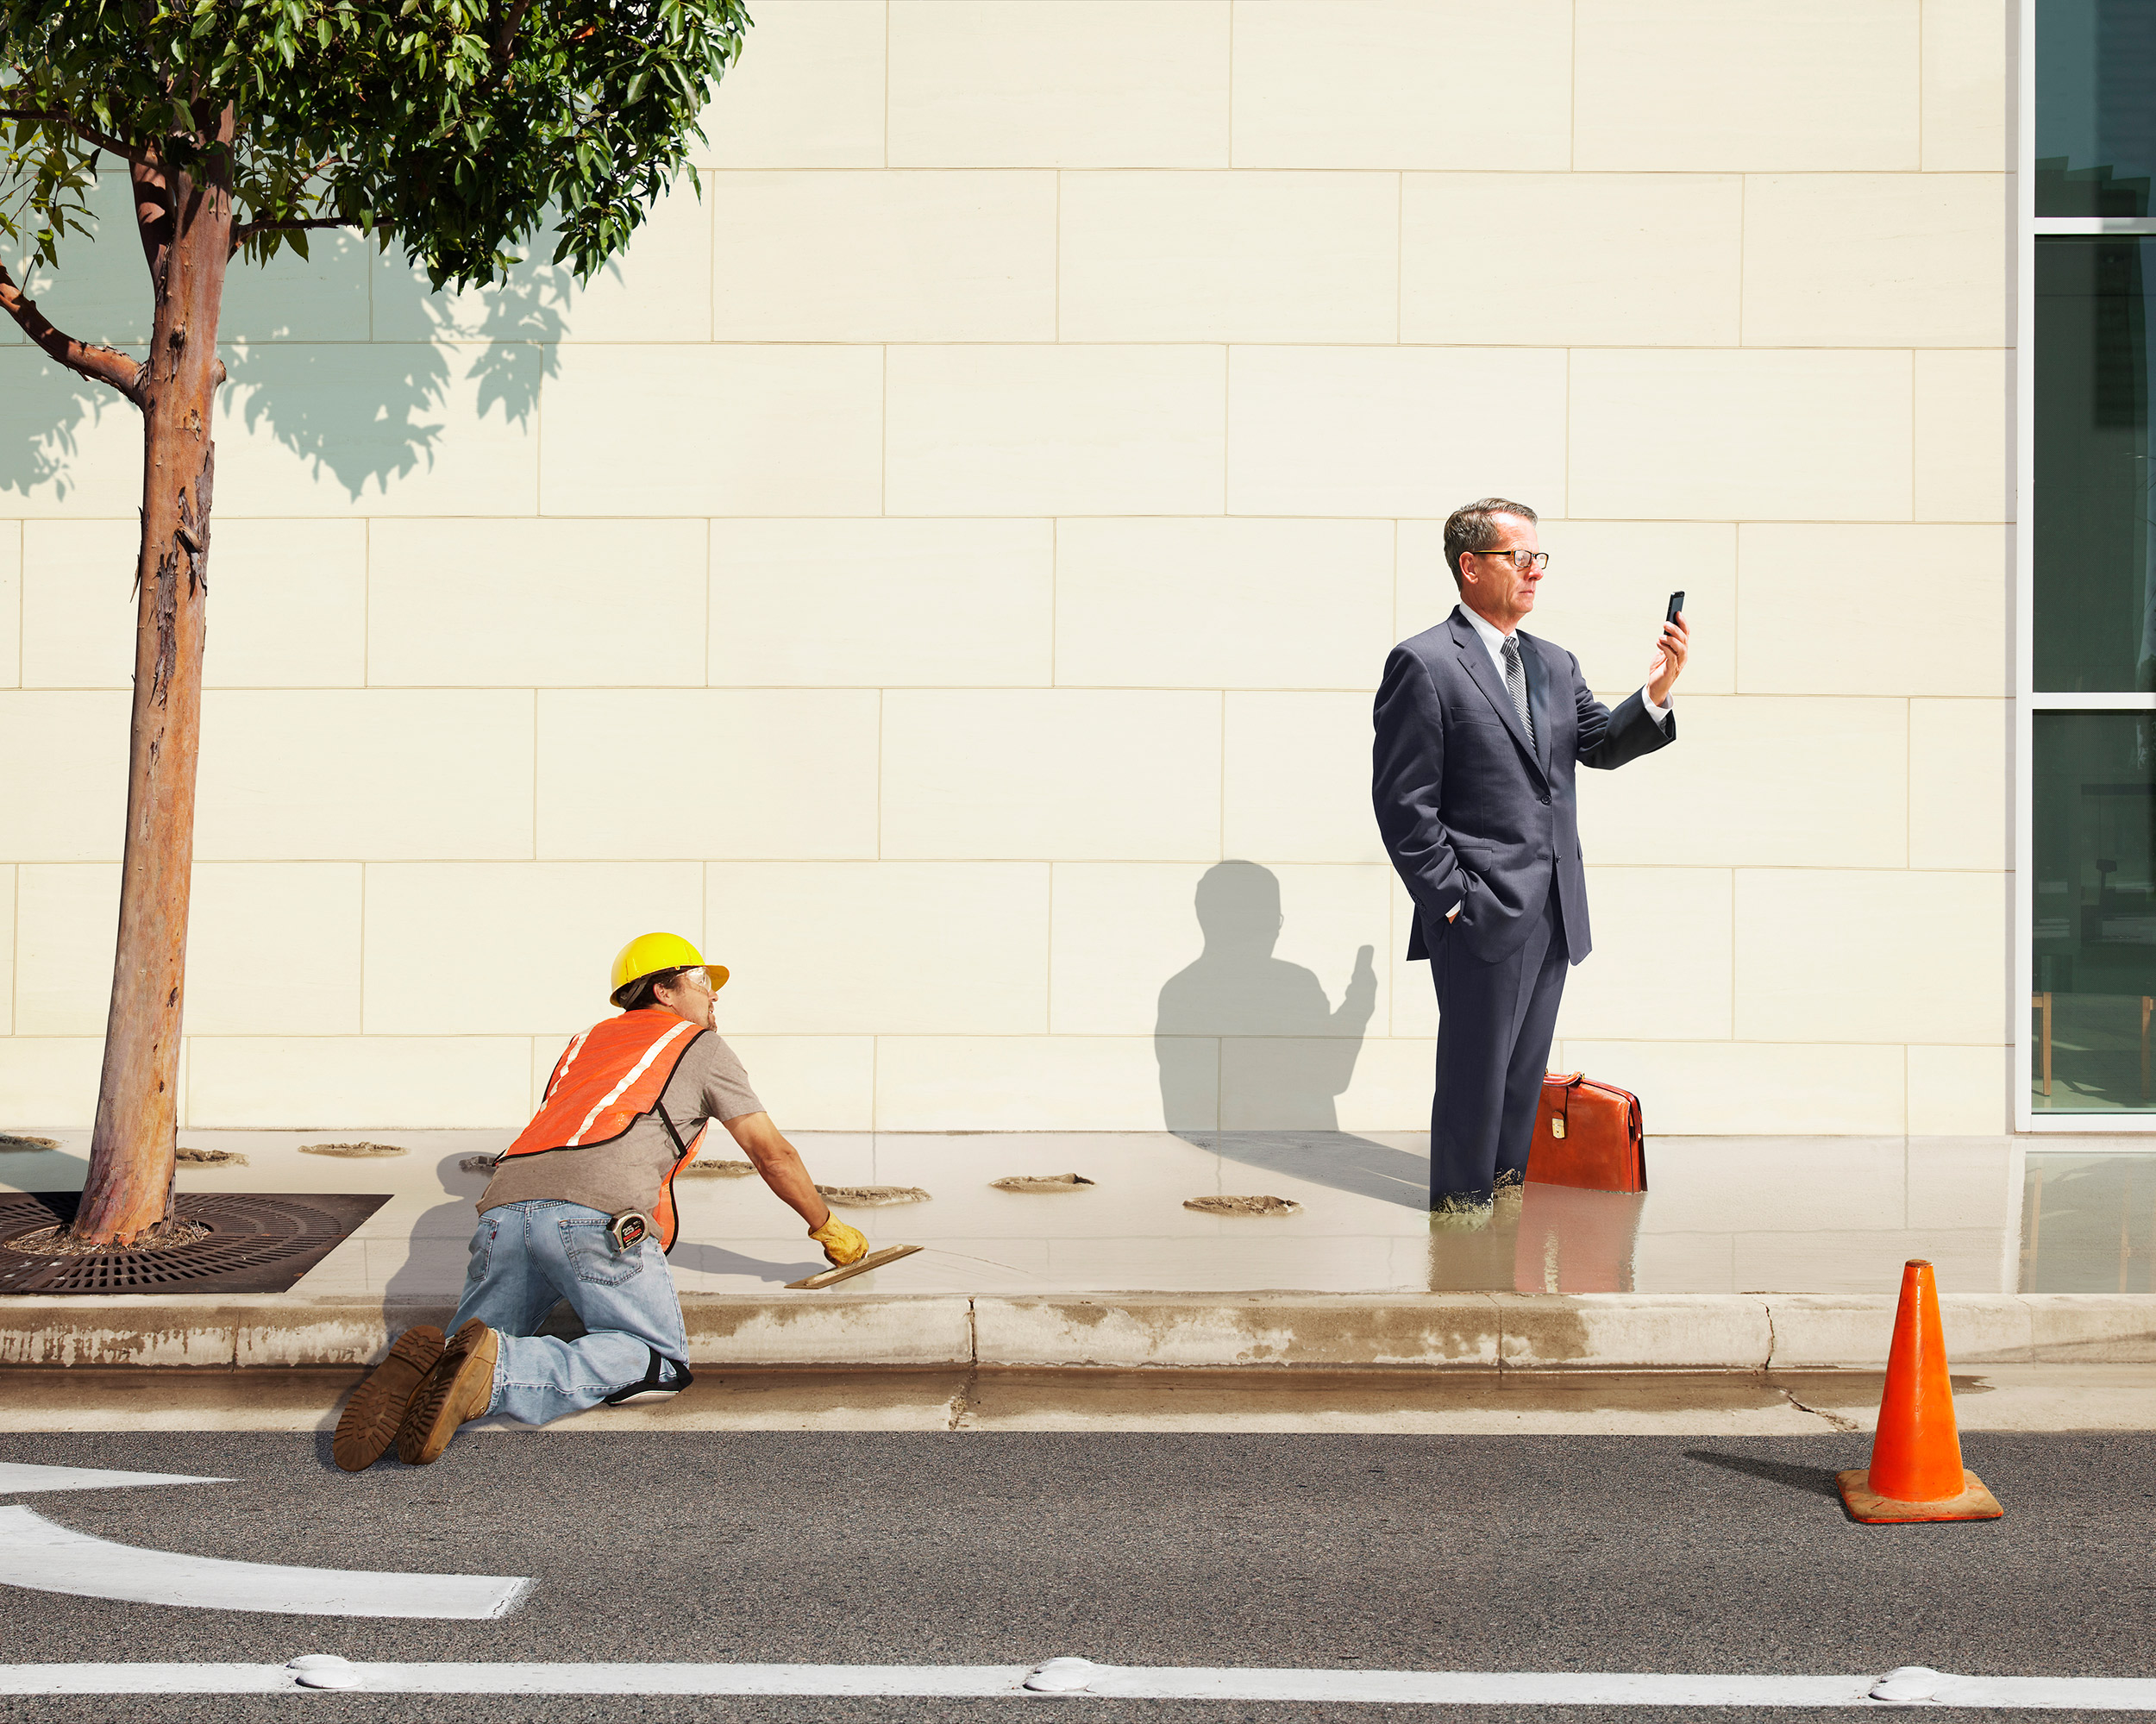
8,1292,2156,1370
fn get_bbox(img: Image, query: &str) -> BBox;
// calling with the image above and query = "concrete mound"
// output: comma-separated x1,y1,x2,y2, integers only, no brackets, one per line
1184,1194,1303,1218
992,1173,1097,1193
175,1147,248,1167
817,1184,931,1207
299,1142,408,1158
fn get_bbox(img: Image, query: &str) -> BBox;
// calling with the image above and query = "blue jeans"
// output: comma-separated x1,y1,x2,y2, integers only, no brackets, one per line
449,1201,689,1426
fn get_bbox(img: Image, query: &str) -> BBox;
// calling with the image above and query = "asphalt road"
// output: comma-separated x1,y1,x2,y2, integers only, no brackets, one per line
0,1428,2151,1722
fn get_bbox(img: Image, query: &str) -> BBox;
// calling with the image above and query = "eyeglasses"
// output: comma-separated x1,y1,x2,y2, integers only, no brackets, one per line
1467,549,1549,572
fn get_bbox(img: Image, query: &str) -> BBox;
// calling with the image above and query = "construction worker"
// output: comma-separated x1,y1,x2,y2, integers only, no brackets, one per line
332,932,868,1470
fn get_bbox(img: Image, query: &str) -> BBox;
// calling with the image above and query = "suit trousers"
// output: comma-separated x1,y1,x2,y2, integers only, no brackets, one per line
1428,884,1570,1207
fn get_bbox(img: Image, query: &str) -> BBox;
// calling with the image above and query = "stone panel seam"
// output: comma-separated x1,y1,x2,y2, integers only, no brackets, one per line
1923,0,1940,173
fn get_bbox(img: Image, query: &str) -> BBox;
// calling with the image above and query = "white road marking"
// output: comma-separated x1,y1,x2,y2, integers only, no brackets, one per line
0,1663,2151,1704
0,1464,229,1495
0,1508,530,1620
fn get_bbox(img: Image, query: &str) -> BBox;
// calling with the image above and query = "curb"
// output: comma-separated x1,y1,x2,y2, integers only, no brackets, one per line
6,1291,2156,1371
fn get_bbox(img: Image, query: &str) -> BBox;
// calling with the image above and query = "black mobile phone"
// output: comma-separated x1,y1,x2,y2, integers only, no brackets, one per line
1664,591,1685,625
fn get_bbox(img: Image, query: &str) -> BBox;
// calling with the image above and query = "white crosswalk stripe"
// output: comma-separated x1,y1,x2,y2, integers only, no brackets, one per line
0,1662,2150,1705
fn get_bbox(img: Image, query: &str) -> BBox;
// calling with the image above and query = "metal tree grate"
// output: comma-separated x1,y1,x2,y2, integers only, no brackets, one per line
0,1192,387,1295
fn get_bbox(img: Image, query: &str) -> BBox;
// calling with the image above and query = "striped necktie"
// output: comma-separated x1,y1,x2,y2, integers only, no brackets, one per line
1502,634,1535,749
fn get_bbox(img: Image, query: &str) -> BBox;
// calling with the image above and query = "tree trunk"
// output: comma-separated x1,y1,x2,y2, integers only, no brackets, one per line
72,135,235,1245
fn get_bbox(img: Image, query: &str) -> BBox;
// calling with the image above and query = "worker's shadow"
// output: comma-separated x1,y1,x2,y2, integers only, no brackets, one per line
1154,861,1426,1209
383,1154,498,1306
667,1241,824,1286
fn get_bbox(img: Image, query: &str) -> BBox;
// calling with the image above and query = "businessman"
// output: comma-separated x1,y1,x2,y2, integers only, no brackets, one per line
1372,498,1687,1216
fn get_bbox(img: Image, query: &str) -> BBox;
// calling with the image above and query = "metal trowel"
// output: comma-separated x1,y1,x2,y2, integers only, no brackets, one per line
785,1244,922,1290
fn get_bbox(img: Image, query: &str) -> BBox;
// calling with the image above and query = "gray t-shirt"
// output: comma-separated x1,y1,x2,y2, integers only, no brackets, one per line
478,1031,764,1222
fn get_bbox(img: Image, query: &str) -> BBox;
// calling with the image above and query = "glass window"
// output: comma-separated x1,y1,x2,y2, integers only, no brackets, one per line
2038,0,2156,216
2033,712,2156,1112
2034,237,2156,693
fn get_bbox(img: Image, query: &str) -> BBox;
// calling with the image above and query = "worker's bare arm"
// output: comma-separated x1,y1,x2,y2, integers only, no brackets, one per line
722,1111,831,1231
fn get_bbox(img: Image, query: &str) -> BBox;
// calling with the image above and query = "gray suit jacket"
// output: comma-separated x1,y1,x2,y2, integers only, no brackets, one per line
1371,605,1674,967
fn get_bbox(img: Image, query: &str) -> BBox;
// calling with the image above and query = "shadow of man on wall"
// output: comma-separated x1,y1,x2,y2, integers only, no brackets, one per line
1155,860,1427,1209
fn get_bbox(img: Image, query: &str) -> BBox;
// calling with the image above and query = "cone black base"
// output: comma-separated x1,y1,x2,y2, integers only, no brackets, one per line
1836,1467,2003,1524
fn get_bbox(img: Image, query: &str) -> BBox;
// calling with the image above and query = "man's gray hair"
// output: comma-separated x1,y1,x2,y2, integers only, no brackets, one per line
1442,498,1539,589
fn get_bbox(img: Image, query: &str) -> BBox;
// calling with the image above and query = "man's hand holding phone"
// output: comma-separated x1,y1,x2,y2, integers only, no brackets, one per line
1647,590,1689,706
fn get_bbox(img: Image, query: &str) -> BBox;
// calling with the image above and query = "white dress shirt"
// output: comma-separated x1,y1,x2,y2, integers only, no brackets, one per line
1456,604,1671,730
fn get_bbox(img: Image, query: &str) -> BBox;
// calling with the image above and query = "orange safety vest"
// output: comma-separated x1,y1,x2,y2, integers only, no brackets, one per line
500,1008,710,1251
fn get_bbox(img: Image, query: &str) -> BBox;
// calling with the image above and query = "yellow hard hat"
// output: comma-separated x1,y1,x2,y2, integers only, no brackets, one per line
609,932,730,1006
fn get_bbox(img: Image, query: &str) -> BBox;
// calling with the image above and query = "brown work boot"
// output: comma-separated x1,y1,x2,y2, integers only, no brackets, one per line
332,1326,445,1473
395,1319,499,1466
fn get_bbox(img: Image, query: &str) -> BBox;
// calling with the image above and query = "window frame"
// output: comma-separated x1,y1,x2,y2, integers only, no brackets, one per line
2019,0,2156,1129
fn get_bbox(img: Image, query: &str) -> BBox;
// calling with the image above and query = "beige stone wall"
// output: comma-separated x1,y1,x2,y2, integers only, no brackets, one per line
0,0,2014,1134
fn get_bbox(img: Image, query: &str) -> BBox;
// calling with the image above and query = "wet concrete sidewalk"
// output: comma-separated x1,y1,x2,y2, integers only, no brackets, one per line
0,1126,2140,1298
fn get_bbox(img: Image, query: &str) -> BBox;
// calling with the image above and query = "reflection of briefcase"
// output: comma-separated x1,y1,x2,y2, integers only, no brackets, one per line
1528,1072,1645,1194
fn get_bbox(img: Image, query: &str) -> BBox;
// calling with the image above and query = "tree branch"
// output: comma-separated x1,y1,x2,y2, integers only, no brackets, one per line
493,0,536,61
229,216,354,252
0,107,143,163
0,262,145,405
469,0,537,98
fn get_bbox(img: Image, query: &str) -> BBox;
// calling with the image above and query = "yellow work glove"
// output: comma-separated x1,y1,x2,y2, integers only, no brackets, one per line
810,1215,868,1268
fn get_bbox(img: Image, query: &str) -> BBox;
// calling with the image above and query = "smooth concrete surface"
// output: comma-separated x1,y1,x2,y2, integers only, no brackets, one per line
0,1126,2081,1298
3,1364,2155,1436
15,1132,2156,1373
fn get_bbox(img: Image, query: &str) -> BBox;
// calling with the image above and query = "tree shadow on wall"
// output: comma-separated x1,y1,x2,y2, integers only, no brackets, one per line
1155,860,1426,1210
0,172,587,505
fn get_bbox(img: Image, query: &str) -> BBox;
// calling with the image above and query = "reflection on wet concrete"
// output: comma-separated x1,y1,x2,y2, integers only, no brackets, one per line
1513,1184,1646,1293
2021,1153,2156,1291
1424,1184,1646,1293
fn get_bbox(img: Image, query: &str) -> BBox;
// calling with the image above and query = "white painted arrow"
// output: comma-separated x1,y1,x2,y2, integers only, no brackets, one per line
0,1508,530,1620
0,1464,228,1495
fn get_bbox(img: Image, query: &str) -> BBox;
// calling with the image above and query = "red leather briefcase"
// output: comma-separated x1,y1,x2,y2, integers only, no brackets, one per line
1527,1071,1646,1194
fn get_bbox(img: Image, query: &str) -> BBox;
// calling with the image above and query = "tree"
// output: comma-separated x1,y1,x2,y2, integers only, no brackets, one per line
2,0,746,1243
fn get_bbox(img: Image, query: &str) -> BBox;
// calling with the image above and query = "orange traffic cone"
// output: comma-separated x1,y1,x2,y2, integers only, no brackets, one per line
1836,1259,2002,1524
